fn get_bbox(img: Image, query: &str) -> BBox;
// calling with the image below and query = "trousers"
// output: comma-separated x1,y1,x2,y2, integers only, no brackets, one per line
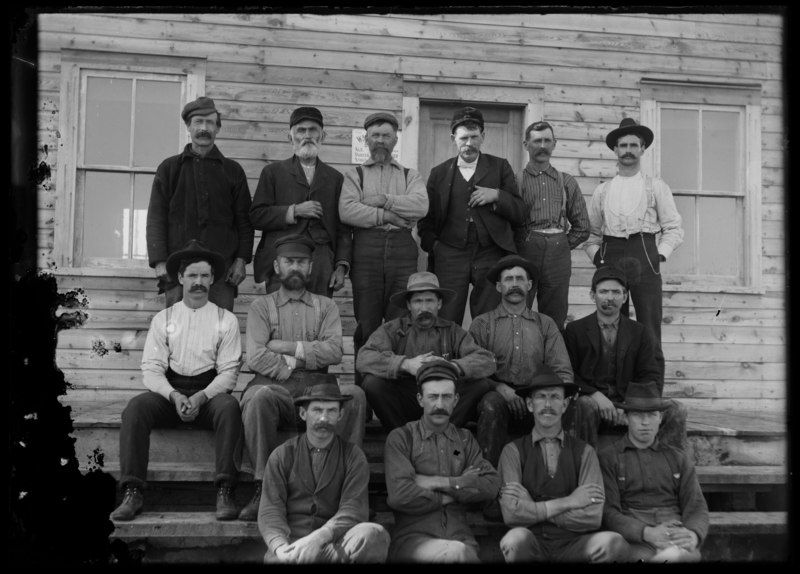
264,522,391,564
517,230,571,331
500,527,629,562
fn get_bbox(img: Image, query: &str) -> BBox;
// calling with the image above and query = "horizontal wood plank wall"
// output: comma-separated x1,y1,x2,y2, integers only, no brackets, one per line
35,12,785,416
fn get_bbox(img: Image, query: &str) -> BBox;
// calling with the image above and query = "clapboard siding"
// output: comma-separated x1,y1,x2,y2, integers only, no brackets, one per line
36,11,785,417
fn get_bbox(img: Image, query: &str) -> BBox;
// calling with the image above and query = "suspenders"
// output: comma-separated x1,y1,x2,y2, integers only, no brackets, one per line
518,168,568,230
263,291,322,340
615,445,681,496
356,165,410,189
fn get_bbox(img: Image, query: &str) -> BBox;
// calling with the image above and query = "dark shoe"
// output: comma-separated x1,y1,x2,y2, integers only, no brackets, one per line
215,484,238,521
238,481,262,521
111,486,143,521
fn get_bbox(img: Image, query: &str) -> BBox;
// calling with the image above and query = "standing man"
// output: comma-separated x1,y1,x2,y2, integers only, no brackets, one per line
564,266,687,450
110,240,243,522
146,96,254,312
469,254,574,467
339,112,428,378
384,359,501,562
257,382,390,564
418,106,525,326
250,106,352,297
497,365,629,563
238,234,366,521
598,382,709,562
357,271,496,433
584,117,684,377
516,120,590,330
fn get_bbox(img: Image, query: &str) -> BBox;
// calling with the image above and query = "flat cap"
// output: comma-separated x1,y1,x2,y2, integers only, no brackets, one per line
450,106,484,133
290,106,324,128
591,266,629,290
274,234,316,258
181,96,219,123
416,358,461,391
364,112,399,131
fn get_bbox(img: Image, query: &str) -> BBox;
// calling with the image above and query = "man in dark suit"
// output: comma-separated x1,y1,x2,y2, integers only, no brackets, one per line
250,106,352,297
563,266,686,449
418,106,526,325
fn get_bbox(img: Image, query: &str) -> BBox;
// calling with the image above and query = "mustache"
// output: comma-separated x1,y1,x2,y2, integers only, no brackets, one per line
312,422,336,432
189,285,208,292
507,287,525,295
535,148,550,155
538,409,558,416
431,409,450,416
621,153,636,159
195,130,212,138
414,311,435,322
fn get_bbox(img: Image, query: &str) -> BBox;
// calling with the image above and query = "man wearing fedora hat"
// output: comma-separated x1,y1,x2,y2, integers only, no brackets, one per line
111,239,244,522
497,364,629,563
257,381,390,563
584,117,684,378
468,254,574,467
339,111,428,385
598,382,708,562
418,106,526,326
146,96,254,312
357,271,495,433
384,359,500,562
239,234,366,521
564,266,687,450
250,106,352,298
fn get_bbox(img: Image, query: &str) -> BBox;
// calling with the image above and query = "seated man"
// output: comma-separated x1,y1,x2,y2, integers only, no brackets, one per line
384,359,500,562
258,381,390,563
469,254,574,467
563,266,687,449
111,240,243,521
239,234,366,521
598,382,709,562
358,271,496,432
498,365,629,563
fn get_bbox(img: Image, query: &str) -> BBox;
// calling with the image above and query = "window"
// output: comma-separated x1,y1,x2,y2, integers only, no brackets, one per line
640,79,762,291
55,51,206,270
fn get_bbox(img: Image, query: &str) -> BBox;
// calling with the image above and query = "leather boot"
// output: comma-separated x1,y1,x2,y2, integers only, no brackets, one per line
215,483,238,521
111,486,143,521
238,481,262,521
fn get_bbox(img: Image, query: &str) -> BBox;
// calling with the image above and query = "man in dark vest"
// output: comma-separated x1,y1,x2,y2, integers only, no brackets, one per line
497,365,629,562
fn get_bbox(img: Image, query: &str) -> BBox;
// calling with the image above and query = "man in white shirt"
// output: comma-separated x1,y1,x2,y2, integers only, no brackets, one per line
583,118,684,380
111,239,244,522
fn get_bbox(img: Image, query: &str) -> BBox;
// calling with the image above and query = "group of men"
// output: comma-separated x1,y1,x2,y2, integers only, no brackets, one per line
108,95,704,563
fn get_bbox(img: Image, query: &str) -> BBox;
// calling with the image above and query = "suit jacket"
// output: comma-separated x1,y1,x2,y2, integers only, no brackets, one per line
250,156,352,284
564,311,662,396
418,153,524,255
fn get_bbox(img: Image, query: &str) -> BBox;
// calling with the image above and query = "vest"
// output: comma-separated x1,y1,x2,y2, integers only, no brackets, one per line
440,170,491,248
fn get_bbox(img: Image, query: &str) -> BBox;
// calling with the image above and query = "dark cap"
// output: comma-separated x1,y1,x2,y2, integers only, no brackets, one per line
612,381,669,412
591,266,629,290
181,96,219,123
274,234,316,258
514,364,579,399
293,376,353,406
165,239,226,282
486,254,538,284
416,358,461,392
290,106,324,129
450,106,484,133
606,117,654,150
363,112,399,131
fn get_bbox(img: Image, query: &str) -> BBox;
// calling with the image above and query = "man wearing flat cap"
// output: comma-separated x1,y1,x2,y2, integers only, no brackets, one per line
356,271,496,433
468,254,574,467
339,112,429,383
418,106,526,326
584,118,684,380
384,359,500,562
563,266,687,450
497,365,629,563
598,382,708,562
239,233,367,521
111,240,244,523
250,106,352,298
146,96,254,312
257,381,390,563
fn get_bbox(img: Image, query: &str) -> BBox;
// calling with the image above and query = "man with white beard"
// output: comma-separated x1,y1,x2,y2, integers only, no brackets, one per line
250,106,352,297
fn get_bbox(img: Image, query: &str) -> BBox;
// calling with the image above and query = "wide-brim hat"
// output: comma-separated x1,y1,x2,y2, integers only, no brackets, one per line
514,364,579,398
293,377,353,406
486,254,538,284
613,381,669,412
605,117,654,150
166,239,226,282
389,271,456,306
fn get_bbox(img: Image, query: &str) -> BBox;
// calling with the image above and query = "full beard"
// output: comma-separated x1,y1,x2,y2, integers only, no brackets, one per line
295,142,320,160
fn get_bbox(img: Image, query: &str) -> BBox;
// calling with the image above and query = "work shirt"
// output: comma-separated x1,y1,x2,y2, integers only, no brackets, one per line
499,427,603,532
141,301,241,400
339,157,428,229
469,304,573,388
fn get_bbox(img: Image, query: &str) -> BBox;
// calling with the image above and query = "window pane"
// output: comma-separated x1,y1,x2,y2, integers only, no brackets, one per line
666,195,697,275
84,77,132,166
83,171,130,258
130,174,153,260
660,108,698,191
134,80,183,168
698,196,740,277
702,111,739,193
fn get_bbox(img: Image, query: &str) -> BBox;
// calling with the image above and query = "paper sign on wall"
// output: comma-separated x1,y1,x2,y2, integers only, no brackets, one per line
351,129,401,164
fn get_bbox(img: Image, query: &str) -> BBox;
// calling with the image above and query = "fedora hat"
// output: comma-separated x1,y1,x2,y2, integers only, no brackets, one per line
293,378,353,406
613,381,669,412
486,254,538,284
605,117,654,150
514,363,578,399
166,239,226,282
389,272,455,306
